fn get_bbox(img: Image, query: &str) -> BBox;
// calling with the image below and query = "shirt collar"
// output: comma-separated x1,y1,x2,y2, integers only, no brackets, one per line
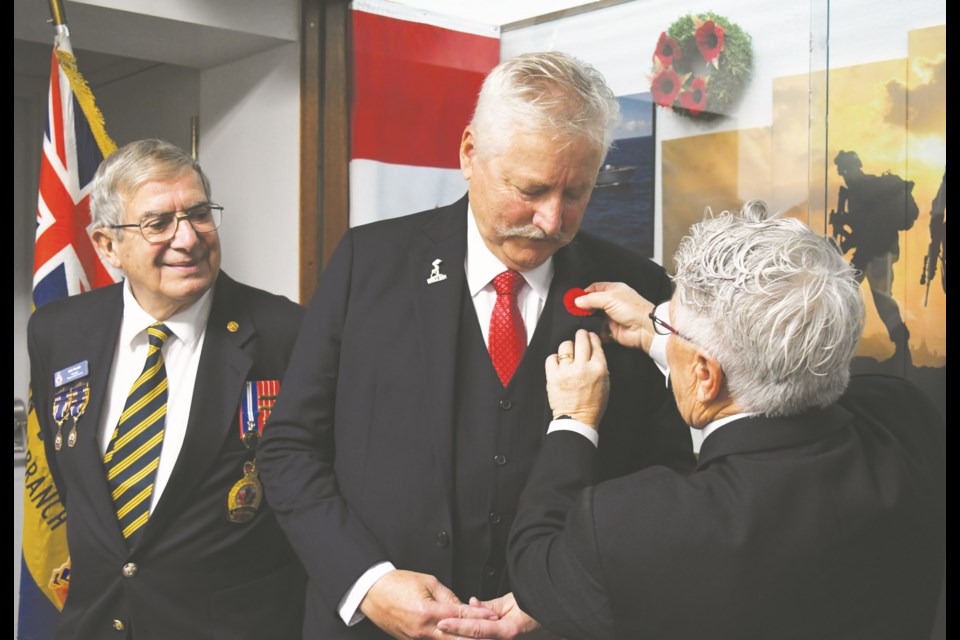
120,279,215,349
465,202,554,301
701,411,757,442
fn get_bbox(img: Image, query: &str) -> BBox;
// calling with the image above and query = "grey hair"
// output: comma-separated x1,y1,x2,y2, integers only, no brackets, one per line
90,139,211,231
469,51,620,157
671,200,865,417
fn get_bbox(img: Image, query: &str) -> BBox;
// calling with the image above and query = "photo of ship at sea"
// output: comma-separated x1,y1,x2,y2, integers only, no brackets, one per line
581,93,655,257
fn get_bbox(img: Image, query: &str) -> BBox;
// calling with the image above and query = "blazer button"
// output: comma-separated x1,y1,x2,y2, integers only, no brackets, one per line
493,454,507,466
121,562,138,578
436,531,450,548
489,512,502,524
498,399,512,410
112,619,126,632
483,564,496,576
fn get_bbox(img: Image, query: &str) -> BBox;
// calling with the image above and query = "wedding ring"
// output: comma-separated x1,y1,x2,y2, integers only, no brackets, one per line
558,353,574,361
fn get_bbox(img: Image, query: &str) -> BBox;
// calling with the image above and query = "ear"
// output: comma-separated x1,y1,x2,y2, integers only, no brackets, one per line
693,351,724,404
459,127,476,180
91,227,123,269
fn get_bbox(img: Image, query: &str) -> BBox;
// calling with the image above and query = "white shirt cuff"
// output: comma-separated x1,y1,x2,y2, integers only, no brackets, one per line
547,418,599,448
338,561,396,626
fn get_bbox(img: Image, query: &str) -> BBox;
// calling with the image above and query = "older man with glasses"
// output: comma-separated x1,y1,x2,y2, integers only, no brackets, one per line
489,200,945,640
27,139,306,639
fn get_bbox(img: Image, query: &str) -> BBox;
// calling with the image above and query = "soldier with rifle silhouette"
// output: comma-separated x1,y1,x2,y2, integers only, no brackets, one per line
921,169,946,305
829,150,918,361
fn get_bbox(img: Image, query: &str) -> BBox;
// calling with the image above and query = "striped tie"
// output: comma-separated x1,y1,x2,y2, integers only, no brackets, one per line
103,322,171,544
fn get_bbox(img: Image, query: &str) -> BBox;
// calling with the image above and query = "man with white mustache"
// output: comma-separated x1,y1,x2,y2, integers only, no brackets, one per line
260,51,694,640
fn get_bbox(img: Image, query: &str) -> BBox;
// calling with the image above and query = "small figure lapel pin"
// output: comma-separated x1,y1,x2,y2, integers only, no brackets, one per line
426,258,448,284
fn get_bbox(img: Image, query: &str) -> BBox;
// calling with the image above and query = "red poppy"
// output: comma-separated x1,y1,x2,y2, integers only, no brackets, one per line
563,288,593,316
695,20,725,64
654,32,682,66
651,68,682,107
679,77,708,116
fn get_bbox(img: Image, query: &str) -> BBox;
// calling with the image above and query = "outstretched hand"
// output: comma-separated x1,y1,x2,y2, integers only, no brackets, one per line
360,570,497,639
574,282,658,353
437,593,551,639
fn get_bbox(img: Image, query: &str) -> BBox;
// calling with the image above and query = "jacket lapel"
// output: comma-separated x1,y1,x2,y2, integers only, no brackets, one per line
538,240,606,425
69,285,129,547
138,275,253,546
412,200,468,505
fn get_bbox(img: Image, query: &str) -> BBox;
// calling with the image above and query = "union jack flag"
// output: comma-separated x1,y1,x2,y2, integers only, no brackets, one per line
19,28,117,640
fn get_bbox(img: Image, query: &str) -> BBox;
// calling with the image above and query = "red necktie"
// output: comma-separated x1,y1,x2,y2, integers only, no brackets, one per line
489,270,527,386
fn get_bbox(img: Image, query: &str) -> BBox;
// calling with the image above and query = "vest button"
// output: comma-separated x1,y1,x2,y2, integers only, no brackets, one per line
493,454,507,466
436,531,450,547
112,619,126,632
498,399,512,410
121,562,138,578
489,511,502,524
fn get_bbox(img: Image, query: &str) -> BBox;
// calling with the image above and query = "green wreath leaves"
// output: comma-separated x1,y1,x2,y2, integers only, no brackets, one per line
651,13,753,122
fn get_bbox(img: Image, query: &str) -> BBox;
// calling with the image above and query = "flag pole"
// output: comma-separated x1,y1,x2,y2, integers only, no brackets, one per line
47,0,70,39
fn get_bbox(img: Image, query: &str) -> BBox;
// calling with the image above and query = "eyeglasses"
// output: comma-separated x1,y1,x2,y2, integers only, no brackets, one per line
648,308,694,343
111,203,223,244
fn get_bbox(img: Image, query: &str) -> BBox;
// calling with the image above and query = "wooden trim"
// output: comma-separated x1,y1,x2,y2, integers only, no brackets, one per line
321,0,350,276
299,0,322,303
501,0,636,32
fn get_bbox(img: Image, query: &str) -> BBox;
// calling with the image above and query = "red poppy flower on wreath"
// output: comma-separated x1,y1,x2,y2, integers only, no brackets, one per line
653,32,682,66
695,20,725,65
563,288,593,316
679,77,708,116
651,68,682,107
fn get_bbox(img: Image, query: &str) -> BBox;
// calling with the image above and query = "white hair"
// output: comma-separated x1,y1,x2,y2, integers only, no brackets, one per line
671,200,865,417
469,51,619,157
90,139,210,232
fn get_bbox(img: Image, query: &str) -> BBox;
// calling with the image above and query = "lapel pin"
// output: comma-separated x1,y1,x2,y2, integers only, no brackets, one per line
564,288,594,316
426,258,448,284
226,321,239,333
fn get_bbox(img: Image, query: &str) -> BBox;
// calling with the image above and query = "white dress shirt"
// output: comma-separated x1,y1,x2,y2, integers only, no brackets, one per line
337,204,556,626
97,281,214,514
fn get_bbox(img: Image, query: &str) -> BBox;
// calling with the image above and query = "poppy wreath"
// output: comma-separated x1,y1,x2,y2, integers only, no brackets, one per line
650,13,753,121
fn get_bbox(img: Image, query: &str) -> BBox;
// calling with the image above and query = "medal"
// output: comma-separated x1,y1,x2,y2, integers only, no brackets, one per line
227,459,263,523
238,380,280,450
51,388,72,451
66,383,90,448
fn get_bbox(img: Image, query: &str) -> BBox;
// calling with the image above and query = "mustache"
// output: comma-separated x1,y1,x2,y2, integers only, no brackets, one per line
495,223,572,243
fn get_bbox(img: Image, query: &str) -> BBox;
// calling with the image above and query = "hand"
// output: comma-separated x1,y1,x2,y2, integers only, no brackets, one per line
575,282,657,353
546,330,609,428
360,570,497,639
437,593,550,639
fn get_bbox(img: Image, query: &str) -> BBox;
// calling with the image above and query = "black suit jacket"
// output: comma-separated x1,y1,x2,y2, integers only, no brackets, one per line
509,374,946,640
259,197,693,638
28,272,306,640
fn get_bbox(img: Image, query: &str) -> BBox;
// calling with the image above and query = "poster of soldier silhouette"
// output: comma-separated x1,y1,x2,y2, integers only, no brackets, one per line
660,23,945,416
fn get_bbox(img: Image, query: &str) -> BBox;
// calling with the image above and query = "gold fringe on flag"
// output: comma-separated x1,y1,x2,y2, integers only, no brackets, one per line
55,48,117,157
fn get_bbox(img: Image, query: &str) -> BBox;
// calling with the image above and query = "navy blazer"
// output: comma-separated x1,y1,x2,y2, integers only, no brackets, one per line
509,374,946,639
259,196,694,638
28,272,306,640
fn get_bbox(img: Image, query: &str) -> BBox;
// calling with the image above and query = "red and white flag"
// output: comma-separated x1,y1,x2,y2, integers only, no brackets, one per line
20,27,118,640
350,1,500,226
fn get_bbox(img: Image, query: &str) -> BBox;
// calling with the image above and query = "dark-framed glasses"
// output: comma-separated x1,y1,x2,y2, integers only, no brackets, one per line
648,308,694,343
111,203,223,244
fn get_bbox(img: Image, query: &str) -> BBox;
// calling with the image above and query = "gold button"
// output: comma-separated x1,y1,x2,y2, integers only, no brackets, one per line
112,619,125,631
122,562,138,578
226,321,239,333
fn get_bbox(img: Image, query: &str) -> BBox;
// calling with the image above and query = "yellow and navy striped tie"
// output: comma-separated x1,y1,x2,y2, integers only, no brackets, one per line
103,322,171,544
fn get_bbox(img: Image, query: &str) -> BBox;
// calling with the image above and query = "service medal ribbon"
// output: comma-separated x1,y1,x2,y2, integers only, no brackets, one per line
51,387,73,451
238,379,280,449
66,382,91,448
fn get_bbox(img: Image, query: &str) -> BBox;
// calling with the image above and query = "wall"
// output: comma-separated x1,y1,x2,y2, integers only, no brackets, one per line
200,42,301,302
